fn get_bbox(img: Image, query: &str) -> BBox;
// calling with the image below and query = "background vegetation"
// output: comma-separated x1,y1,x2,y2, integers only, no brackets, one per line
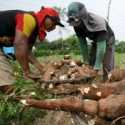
34,36,125,56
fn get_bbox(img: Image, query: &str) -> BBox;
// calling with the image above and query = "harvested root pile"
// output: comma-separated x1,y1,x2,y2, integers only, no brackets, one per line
17,56,125,125
37,56,125,96
109,69,125,82
19,79,125,125
38,55,97,93
42,55,96,82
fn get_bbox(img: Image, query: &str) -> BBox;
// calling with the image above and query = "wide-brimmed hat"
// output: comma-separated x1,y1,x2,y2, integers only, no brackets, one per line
67,2,88,27
67,2,107,32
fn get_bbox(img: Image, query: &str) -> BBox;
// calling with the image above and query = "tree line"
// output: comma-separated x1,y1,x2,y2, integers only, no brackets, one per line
34,36,125,57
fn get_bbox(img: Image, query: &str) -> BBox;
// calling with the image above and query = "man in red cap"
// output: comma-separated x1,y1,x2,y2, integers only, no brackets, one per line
0,7,64,79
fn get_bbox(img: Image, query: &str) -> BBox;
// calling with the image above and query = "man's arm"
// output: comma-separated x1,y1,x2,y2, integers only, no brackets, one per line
14,13,39,79
74,28,89,64
14,29,30,78
28,45,44,75
78,36,89,64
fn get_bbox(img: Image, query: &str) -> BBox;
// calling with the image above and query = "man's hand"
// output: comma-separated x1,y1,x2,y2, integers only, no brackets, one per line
36,63,45,75
28,52,45,76
24,72,41,80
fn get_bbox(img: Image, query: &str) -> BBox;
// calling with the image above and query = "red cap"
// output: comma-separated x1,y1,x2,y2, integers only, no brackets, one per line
34,7,64,41
35,7,59,28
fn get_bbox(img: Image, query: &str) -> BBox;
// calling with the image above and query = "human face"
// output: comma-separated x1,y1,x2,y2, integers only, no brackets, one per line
44,17,56,32
68,16,81,27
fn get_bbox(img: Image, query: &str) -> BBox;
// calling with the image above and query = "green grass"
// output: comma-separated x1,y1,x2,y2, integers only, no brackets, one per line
38,52,125,68
38,53,81,62
0,78,48,125
115,52,125,68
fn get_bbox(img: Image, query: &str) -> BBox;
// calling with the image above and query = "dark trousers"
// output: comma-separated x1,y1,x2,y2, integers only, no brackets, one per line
89,35,115,80
103,35,115,80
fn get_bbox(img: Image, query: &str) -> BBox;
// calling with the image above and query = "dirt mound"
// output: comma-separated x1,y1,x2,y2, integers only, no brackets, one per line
33,111,75,125
0,51,14,86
